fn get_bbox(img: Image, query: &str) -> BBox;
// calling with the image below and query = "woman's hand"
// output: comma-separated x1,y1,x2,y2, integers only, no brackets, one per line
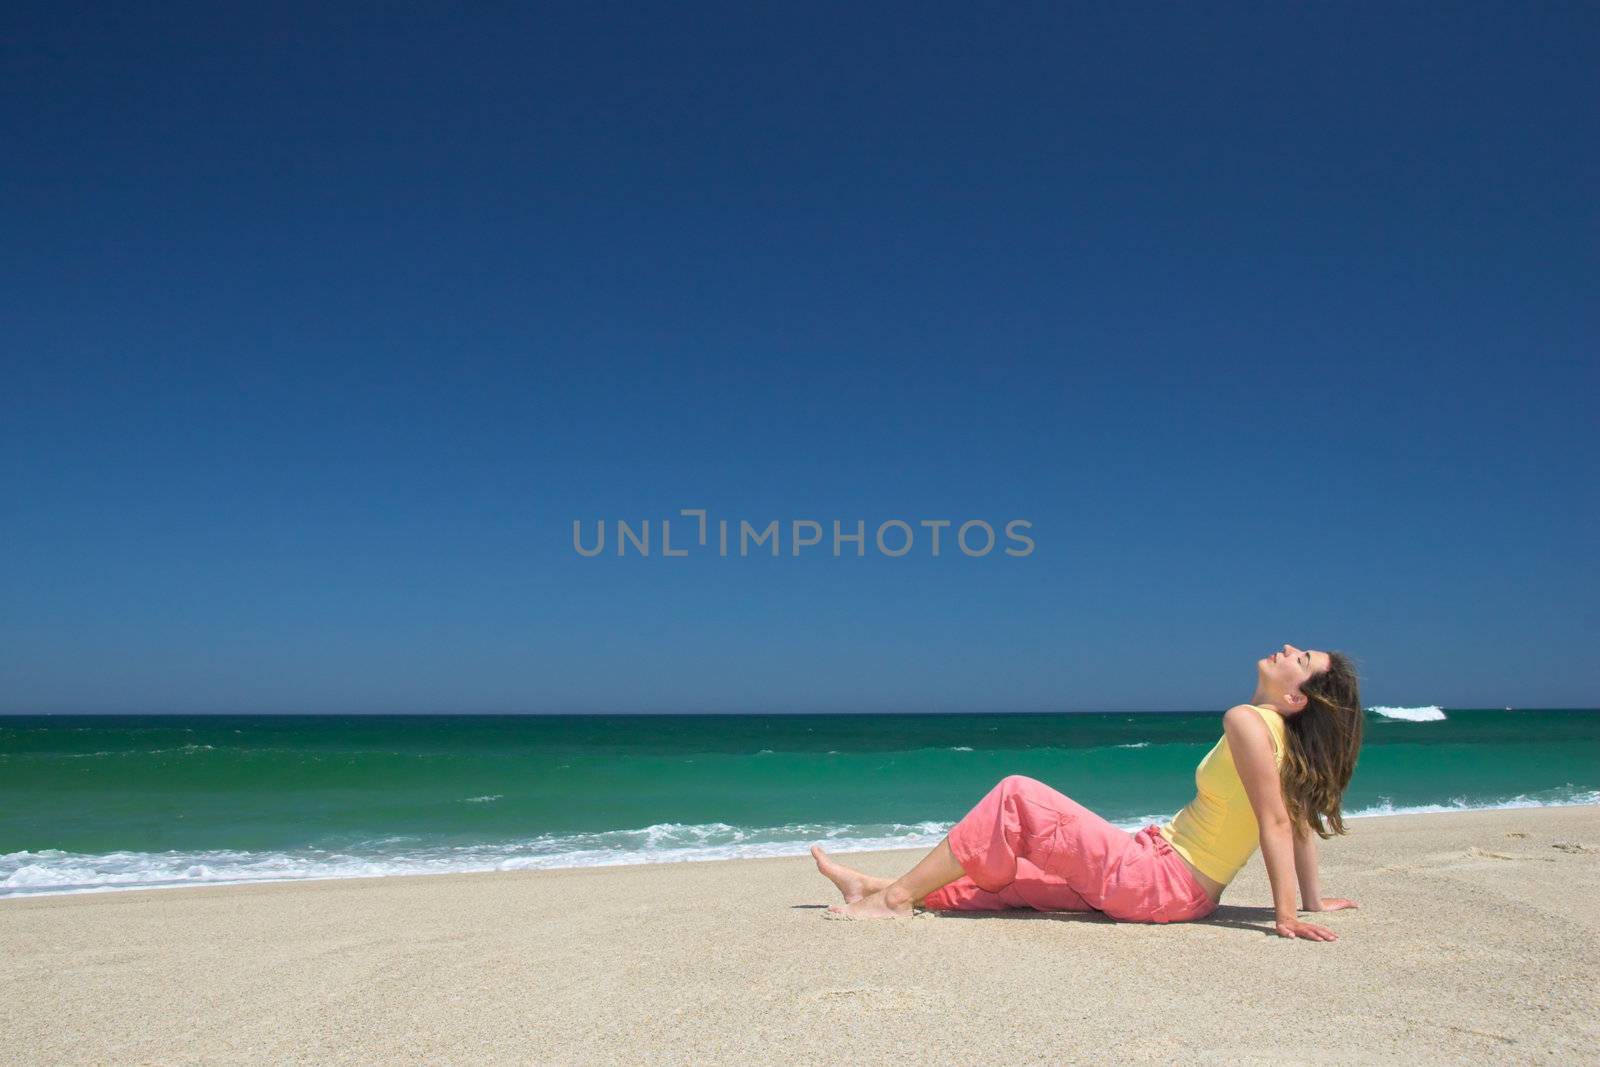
1305,897,1358,913
1274,916,1339,941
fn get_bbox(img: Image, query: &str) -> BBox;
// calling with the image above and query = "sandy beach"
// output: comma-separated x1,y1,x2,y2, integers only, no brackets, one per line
4,805,1597,1065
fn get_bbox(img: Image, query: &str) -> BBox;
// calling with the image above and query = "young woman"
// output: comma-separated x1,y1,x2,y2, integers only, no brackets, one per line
812,644,1364,942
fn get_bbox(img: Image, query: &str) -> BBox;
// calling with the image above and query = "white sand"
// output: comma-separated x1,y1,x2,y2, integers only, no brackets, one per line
3,805,1598,1065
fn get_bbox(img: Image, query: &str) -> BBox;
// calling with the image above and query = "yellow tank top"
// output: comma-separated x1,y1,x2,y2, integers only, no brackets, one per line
1158,704,1288,886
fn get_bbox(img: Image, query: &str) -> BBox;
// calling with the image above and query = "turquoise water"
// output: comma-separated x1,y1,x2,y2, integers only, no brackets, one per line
3,707,1596,896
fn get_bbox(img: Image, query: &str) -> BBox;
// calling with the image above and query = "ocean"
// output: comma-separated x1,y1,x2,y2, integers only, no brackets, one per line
3,707,1596,898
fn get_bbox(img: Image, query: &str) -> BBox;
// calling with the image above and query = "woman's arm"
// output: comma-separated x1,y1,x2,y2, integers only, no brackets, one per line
1223,706,1339,942
1294,822,1359,913
1293,824,1323,906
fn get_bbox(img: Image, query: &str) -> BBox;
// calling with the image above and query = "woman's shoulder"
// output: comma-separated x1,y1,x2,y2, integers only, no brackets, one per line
1222,704,1286,759
1222,702,1282,722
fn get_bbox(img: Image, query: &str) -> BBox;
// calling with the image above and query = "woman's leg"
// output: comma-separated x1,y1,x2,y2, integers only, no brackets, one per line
825,774,1151,920
921,856,1094,912
940,774,1186,921
825,836,967,918
825,771,1065,918
814,846,1089,912
811,845,894,903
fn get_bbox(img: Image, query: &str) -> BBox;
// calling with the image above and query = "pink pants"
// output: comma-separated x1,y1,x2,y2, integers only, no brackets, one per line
920,774,1218,924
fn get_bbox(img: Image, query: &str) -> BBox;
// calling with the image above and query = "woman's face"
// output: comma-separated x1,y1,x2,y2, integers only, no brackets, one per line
1258,644,1332,712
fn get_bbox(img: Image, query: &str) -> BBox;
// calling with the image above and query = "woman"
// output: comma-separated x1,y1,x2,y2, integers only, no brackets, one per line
812,644,1364,941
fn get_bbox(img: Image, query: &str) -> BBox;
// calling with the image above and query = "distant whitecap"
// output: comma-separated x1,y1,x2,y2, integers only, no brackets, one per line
1368,705,1447,722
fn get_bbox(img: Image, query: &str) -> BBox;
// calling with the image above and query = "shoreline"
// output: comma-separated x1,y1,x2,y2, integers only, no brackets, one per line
6,798,1600,903
4,805,1597,1064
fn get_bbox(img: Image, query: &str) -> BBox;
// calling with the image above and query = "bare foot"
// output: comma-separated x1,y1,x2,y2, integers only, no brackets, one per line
825,887,915,919
811,845,891,903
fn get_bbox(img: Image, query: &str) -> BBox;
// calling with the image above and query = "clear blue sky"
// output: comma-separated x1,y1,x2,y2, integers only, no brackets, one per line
3,4,1596,713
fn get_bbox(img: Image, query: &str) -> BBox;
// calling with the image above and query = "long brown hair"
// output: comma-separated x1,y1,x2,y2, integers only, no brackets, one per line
1280,651,1364,839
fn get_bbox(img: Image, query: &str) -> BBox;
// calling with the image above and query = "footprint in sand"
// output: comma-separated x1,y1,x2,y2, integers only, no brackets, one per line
1466,846,1557,863
1504,832,1528,839
1551,842,1597,854
1467,847,1519,860
813,985,947,1010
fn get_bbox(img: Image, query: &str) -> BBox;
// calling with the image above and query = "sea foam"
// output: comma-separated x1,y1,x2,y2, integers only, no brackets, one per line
1368,705,1447,722
0,819,954,899
1347,788,1600,819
